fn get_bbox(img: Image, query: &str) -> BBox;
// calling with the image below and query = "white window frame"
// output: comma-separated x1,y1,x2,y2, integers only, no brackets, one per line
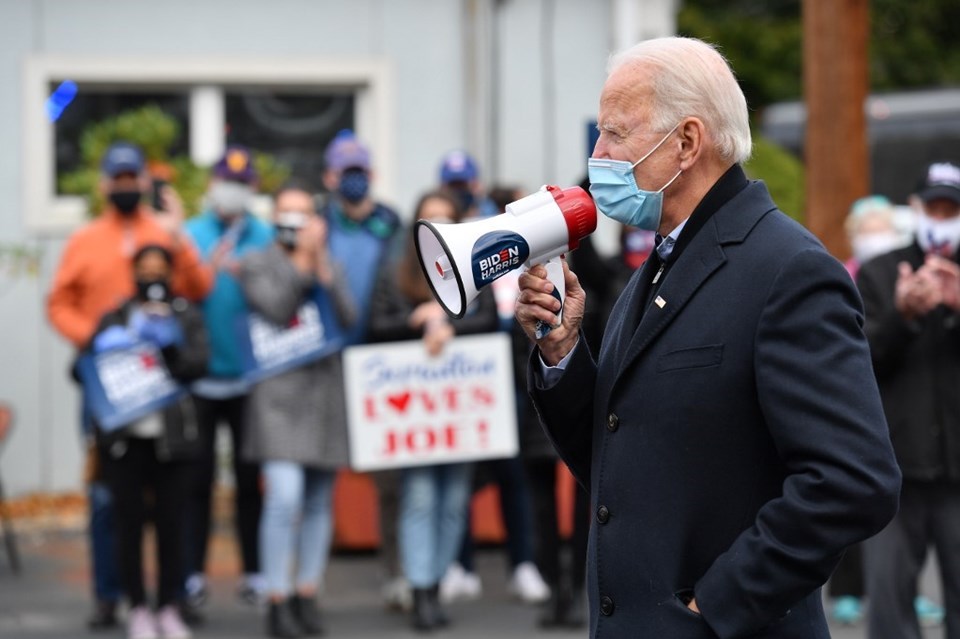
23,55,395,234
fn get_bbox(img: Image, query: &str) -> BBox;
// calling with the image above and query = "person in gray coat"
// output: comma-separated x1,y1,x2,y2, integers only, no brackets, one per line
239,183,356,638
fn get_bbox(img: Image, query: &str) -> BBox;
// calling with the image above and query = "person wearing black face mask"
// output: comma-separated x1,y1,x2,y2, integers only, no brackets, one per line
437,150,497,219
80,244,209,639
47,141,213,631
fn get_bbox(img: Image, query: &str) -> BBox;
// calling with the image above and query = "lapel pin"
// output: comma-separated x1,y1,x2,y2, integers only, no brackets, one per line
655,296,666,308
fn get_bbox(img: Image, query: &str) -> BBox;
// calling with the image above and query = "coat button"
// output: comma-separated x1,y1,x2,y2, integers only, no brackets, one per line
600,595,615,616
607,413,619,432
597,505,610,524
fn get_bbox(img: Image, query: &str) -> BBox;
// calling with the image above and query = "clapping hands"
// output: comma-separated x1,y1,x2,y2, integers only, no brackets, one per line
895,255,960,320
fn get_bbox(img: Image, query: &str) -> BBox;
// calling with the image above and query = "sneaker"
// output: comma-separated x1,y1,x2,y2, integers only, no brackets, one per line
439,563,482,603
508,561,551,604
831,596,863,625
127,606,158,639
155,605,192,639
237,573,267,607
183,574,208,609
916,595,945,627
382,576,413,612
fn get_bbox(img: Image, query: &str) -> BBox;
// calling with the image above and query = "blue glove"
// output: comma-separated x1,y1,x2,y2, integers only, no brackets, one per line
138,315,183,349
92,326,135,353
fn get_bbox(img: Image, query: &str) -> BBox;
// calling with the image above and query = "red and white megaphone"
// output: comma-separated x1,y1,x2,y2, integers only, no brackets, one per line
415,185,596,338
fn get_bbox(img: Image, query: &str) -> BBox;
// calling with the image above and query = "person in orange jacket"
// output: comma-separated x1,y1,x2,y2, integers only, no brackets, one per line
46,141,212,630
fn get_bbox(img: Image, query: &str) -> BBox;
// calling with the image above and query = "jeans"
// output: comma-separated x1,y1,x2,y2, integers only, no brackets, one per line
260,461,336,597
89,481,121,602
83,397,121,603
399,463,472,588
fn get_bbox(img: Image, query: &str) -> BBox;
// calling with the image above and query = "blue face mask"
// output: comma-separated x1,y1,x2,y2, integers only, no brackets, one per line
587,123,682,231
338,169,370,204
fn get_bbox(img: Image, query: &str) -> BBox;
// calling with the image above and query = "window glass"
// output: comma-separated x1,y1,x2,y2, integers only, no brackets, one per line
225,90,355,193
53,86,190,193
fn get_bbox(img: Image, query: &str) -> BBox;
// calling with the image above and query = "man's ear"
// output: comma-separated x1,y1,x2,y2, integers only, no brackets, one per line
677,117,706,171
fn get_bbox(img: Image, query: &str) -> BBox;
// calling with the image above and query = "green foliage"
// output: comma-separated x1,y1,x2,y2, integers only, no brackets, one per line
871,0,960,89
59,105,290,217
678,1,803,114
678,0,960,113
744,134,805,223
0,242,43,278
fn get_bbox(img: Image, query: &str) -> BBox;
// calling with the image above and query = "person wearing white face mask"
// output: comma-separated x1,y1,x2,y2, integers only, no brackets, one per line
857,161,960,639
843,195,905,281
182,146,276,621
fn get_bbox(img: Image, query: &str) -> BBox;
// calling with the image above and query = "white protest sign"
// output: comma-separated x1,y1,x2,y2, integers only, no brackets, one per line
343,333,518,471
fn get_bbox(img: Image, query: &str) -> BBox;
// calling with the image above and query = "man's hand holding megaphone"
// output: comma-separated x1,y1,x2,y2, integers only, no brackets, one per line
516,257,587,366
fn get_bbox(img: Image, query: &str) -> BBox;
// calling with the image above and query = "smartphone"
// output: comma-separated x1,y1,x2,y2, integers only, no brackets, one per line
151,179,167,212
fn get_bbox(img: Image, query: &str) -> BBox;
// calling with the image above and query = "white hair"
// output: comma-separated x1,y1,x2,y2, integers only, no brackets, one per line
608,37,752,164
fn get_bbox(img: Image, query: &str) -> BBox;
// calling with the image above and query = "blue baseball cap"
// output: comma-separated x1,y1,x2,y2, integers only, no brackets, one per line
101,142,145,177
439,150,478,183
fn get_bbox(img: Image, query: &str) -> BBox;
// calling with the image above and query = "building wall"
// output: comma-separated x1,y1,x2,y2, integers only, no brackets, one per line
0,0,666,496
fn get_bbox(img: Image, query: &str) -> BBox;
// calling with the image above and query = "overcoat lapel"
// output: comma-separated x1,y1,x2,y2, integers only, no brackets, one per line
613,221,726,384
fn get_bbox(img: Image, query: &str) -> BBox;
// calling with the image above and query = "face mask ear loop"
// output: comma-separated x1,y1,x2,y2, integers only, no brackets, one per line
630,121,683,169
657,169,683,194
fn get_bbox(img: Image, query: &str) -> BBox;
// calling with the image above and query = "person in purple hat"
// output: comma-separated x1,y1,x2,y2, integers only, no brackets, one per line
858,160,960,639
318,129,403,608
181,146,275,619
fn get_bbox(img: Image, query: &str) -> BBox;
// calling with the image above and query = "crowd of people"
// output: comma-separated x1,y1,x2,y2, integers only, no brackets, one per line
42,36,960,639
47,133,597,639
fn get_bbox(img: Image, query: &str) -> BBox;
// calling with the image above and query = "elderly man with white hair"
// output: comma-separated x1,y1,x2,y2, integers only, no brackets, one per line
515,37,901,638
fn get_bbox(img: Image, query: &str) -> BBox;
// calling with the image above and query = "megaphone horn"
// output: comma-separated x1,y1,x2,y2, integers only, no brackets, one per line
415,185,597,337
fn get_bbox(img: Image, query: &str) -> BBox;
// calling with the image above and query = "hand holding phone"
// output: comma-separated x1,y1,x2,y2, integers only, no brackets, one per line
151,179,168,212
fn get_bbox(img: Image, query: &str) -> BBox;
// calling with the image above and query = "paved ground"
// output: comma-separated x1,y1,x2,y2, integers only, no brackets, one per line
0,525,946,638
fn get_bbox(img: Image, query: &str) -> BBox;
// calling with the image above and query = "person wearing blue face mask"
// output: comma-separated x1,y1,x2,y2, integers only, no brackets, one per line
515,37,900,639
317,131,404,610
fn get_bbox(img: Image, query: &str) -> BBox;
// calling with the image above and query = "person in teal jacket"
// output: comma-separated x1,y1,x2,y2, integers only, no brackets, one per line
181,145,274,620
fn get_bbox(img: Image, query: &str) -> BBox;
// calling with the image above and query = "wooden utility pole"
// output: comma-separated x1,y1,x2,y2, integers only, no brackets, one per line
803,0,870,259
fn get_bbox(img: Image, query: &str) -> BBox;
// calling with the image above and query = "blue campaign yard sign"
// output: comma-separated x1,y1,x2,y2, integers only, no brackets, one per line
236,286,345,384
76,342,186,432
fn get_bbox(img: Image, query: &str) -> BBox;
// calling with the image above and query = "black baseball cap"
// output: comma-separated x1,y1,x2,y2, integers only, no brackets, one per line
917,162,960,205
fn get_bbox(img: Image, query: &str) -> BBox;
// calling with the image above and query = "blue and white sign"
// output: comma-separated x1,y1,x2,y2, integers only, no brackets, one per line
237,289,345,384
76,342,186,432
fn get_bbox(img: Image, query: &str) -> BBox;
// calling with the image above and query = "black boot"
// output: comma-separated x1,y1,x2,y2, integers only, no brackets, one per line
86,599,118,630
537,589,564,628
411,588,436,632
267,599,303,638
428,584,449,627
562,588,586,628
291,595,325,636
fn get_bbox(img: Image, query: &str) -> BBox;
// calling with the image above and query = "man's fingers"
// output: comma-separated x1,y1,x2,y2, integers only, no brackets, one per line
517,269,554,296
518,287,563,312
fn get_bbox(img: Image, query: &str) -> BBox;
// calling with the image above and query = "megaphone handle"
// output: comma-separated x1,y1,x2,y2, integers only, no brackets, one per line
533,257,565,340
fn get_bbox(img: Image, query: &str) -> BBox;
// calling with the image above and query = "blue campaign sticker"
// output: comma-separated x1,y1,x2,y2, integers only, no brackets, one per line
76,342,186,433
471,231,530,290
